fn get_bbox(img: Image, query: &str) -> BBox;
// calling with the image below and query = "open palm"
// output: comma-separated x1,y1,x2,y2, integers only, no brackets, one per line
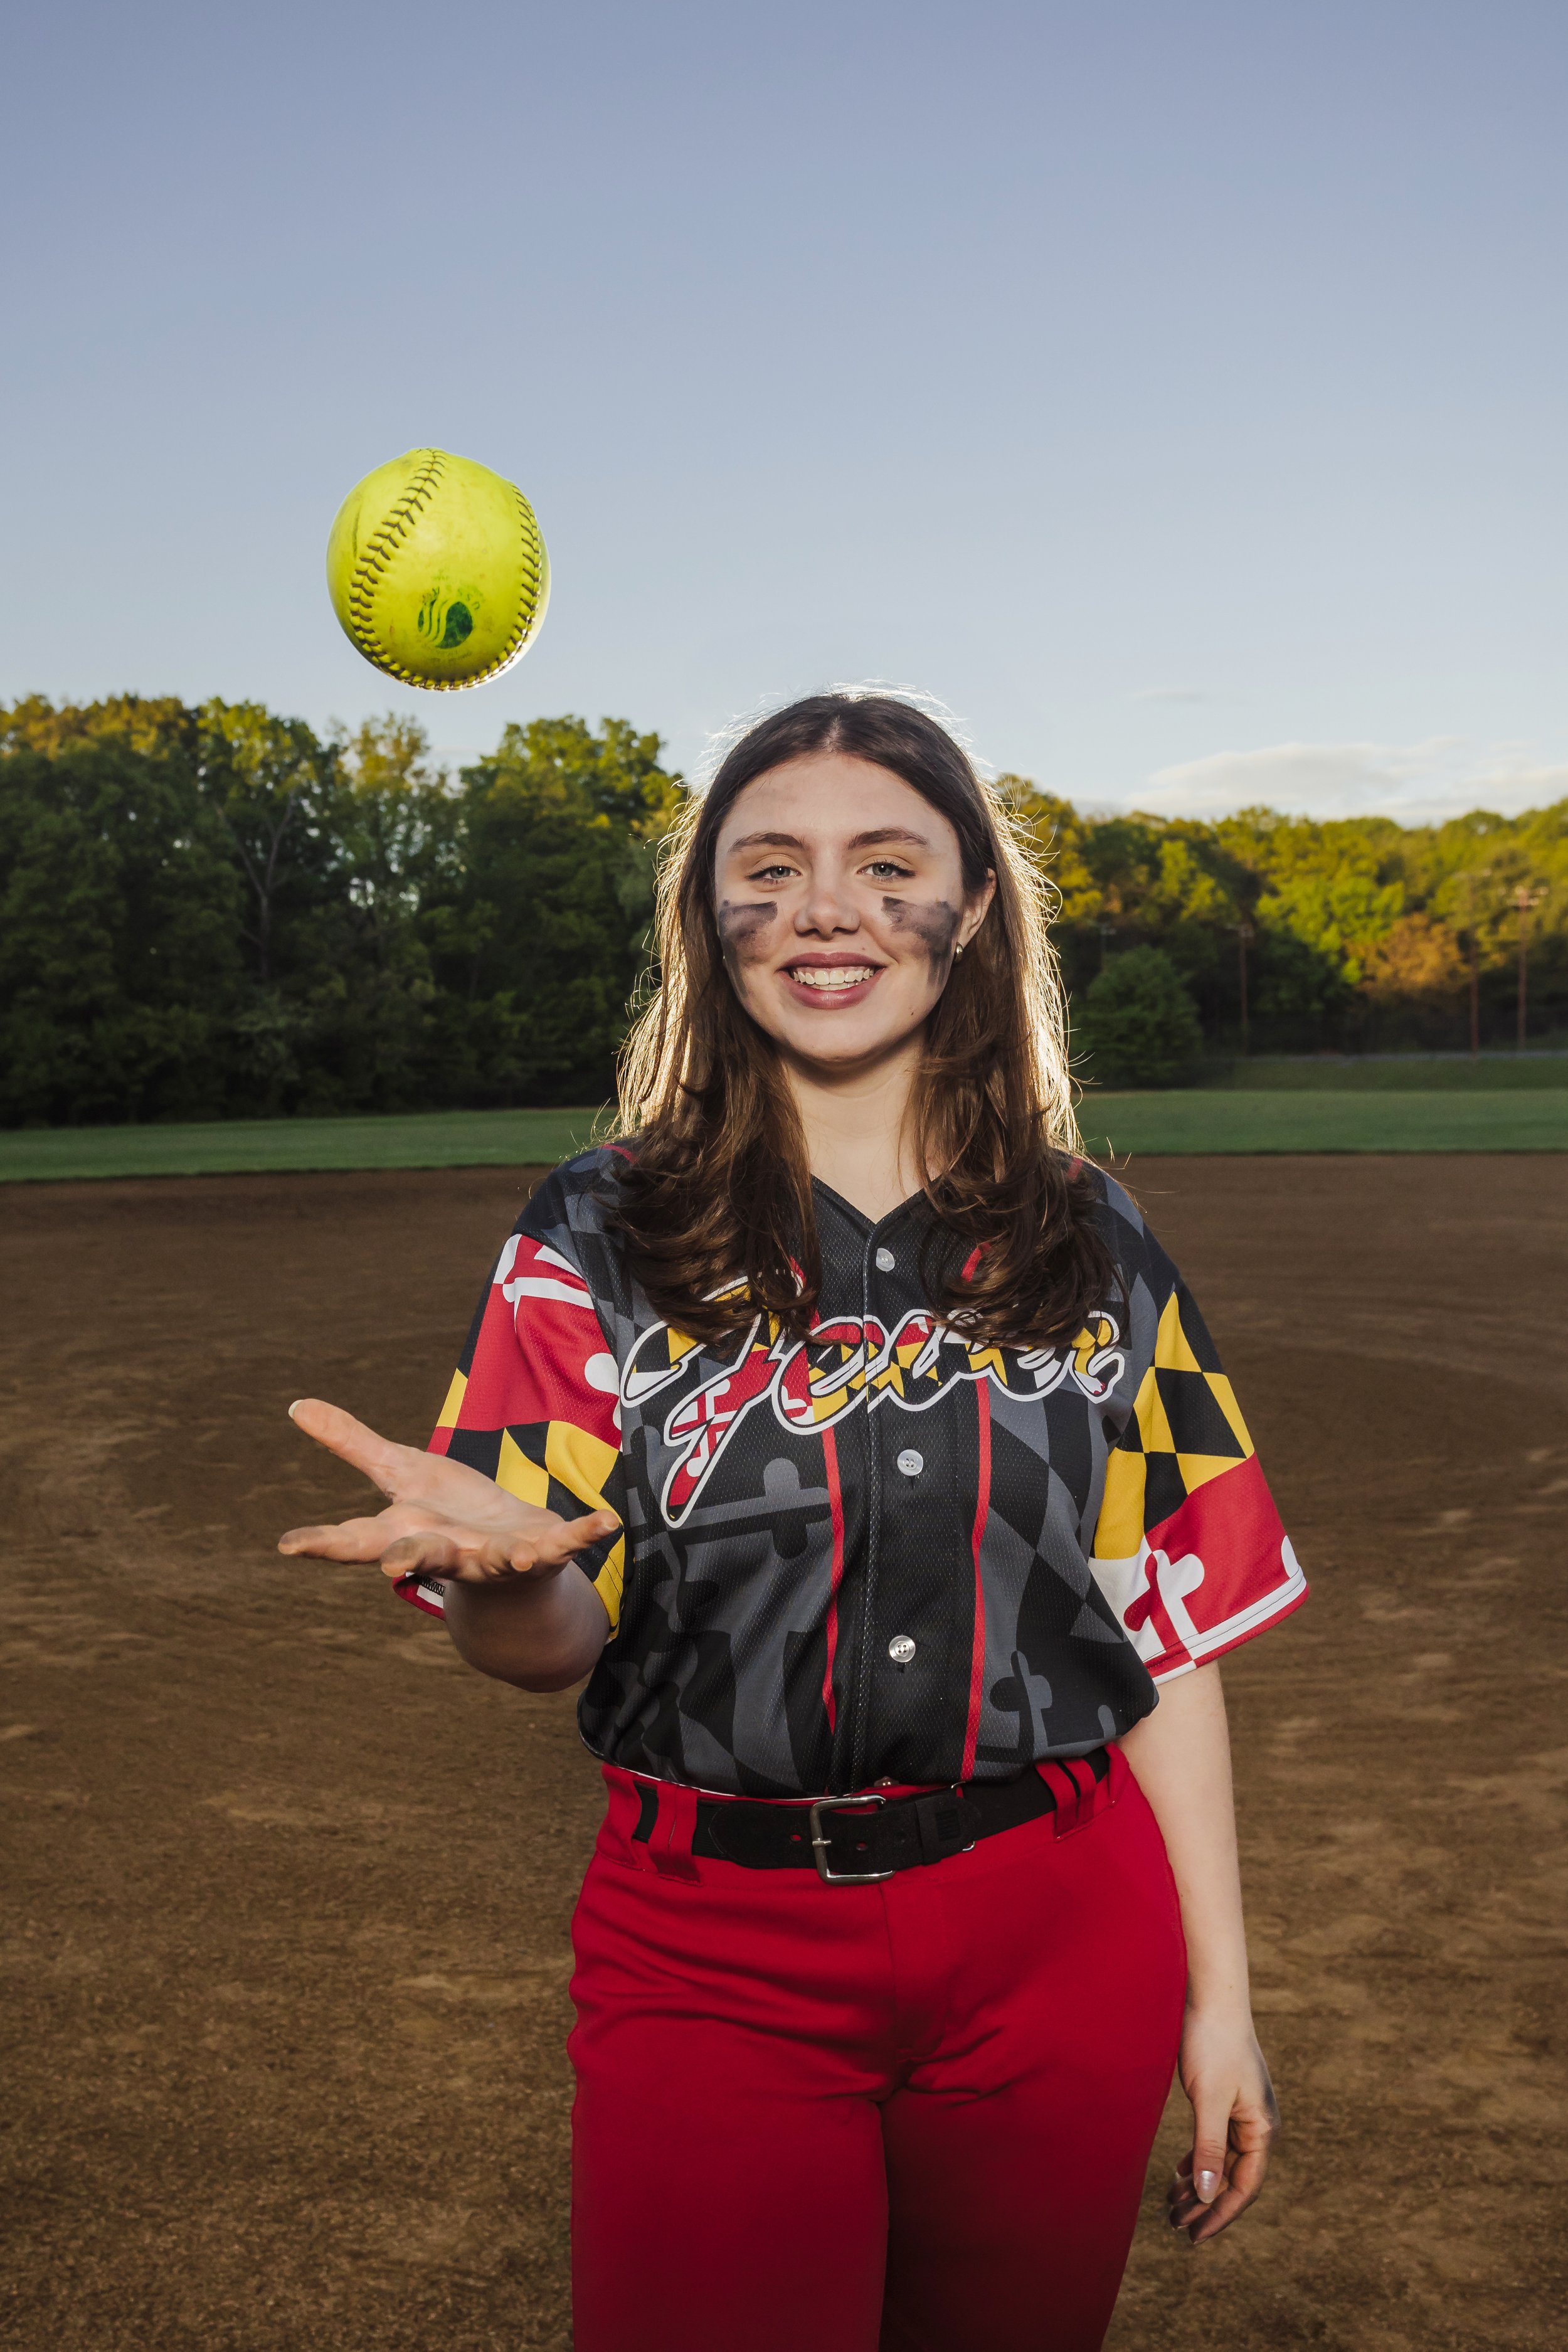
277,1397,617,1586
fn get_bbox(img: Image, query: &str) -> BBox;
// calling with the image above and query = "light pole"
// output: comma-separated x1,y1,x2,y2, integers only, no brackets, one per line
1513,883,1548,1051
1461,868,1491,1058
1231,921,1254,1056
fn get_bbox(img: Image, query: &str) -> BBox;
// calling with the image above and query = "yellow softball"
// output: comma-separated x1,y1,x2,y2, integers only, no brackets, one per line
325,447,550,690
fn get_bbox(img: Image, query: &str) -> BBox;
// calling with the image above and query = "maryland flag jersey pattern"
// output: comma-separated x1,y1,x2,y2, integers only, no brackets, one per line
401,1152,1306,1797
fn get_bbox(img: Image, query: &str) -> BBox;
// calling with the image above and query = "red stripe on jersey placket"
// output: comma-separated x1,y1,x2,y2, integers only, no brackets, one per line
960,1380,992,1780
820,1426,846,1732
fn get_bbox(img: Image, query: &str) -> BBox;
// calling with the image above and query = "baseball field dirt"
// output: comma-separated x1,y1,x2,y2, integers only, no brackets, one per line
3,1158,1565,2350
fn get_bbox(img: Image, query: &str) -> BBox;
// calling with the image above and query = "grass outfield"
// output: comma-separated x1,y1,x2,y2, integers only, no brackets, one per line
1076,1088,1568,1157
1200,1051,1568,1090
0,1107,607,1184
3,1089,1566,1182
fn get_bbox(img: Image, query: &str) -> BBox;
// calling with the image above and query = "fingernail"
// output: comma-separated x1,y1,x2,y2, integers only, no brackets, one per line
287,1401,303,1420
1197,2169,1219,2199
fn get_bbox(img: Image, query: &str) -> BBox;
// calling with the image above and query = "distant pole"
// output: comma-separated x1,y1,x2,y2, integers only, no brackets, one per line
1515,884,1547,1051
1096,920,1115,972
1463,869,1490,1058
1231,921,1254,1056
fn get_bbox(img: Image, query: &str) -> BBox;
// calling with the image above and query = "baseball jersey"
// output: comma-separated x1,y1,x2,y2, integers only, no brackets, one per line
400,1149,1306,1797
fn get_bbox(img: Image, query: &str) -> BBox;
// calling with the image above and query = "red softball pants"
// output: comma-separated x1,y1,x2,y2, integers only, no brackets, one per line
568,1745,1186,2352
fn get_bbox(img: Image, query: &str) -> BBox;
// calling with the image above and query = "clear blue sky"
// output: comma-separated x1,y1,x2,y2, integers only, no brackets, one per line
4,1,1565,821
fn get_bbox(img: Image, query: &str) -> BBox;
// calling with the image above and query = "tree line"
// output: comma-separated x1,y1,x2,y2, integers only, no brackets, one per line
1,693,1563,1126
1002,776,1567,1063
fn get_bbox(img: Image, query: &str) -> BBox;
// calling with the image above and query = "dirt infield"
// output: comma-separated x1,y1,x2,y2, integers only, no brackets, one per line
3,1158,1565,2351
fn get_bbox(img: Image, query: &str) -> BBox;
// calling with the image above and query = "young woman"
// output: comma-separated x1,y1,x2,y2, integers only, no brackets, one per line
280,692,1305,2352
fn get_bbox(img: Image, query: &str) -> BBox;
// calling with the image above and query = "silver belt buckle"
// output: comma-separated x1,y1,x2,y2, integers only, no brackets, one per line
809,1791,892,1885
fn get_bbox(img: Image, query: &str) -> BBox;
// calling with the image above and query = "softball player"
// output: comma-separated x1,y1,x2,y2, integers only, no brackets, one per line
282,692,1304,2351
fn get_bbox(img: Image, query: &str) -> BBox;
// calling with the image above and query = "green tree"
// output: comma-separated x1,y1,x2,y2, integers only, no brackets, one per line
1001,778,1253,1036
275,713,458,1113
438,716,682,1103
0,734,245,1124
0,692,198,765
1074,947,1204,1088
195,701,345,988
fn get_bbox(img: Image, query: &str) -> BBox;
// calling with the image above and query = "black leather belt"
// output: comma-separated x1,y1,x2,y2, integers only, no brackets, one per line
687,1749,1111,1885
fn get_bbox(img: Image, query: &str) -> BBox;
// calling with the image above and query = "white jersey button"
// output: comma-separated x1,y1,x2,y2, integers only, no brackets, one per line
874,1247,896,1272
896,1448,923,1477
887,1634,917,1665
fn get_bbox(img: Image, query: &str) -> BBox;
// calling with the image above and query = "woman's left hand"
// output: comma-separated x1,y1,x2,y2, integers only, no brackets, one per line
1168,2008,1279,2244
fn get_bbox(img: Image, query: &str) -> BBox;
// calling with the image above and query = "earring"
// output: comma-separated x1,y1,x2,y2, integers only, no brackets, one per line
954,941,966,958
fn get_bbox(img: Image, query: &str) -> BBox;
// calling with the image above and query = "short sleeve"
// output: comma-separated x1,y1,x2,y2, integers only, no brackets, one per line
1088,1258,1306,1683
394,1197,627,1633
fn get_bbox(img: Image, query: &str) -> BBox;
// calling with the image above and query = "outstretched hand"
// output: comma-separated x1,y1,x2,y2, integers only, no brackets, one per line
277,1397,618,1586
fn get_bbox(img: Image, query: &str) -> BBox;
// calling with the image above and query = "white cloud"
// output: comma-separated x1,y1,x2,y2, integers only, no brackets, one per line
1130,738,1568,824
1133,686,1212,705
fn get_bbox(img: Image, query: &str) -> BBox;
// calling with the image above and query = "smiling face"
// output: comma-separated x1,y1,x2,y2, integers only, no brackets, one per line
711,751,995,1075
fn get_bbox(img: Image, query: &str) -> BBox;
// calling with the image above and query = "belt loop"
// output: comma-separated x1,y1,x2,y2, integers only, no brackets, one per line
601,1767,657,1870
1046,1751,1118,1838
649,1781,702,1882
1035,1758,1093,1838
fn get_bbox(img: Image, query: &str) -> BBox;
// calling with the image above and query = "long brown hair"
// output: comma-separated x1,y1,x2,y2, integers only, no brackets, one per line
611,692,1114,1347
